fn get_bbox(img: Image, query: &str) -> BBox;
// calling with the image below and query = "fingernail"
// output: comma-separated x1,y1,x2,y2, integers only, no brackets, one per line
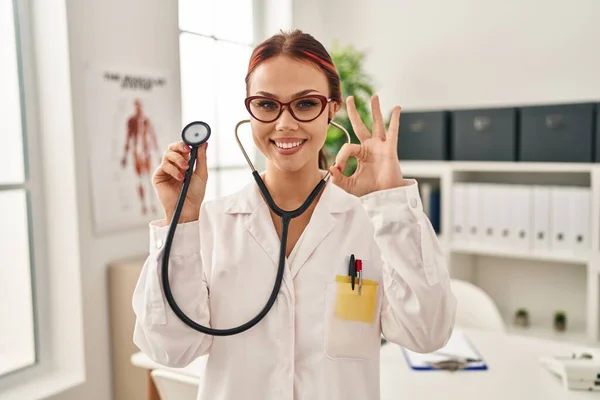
337,165,342,172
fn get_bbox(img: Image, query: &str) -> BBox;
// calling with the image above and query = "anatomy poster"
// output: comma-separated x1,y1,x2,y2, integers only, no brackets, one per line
84,67,180,234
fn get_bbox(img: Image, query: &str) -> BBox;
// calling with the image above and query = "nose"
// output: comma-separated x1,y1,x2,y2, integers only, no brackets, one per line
275,106,298,131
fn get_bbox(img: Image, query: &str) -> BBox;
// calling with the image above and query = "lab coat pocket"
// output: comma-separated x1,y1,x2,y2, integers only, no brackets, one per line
324,275,380,361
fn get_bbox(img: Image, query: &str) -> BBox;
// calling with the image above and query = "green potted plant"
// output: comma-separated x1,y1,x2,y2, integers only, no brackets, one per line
514,308,530,327
553,311,567,332
324,42,377,174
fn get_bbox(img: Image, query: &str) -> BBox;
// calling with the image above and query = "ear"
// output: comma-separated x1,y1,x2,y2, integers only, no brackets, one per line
328,102,339,121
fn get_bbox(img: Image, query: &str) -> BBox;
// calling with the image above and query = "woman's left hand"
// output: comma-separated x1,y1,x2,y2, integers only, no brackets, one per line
329,95,407,197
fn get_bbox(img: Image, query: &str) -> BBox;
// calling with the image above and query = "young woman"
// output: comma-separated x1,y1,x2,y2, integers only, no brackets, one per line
132,29,456,400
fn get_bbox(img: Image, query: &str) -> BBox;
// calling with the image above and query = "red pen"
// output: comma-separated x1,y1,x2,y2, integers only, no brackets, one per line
355,259,363,295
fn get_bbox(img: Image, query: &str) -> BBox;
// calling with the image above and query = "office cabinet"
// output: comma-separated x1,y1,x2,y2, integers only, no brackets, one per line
519,103,595,163
398,111,449,160
451,108,517,161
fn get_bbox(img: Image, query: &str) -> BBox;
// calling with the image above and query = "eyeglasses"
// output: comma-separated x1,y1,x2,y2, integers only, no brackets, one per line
244,94,332,123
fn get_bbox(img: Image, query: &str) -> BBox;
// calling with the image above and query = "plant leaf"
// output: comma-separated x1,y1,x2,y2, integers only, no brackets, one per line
325,43,380,169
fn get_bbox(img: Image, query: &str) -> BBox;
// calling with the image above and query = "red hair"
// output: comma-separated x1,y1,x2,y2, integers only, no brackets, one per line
245,30,342,169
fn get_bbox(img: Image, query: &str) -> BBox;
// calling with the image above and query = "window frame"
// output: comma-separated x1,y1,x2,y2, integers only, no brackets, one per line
178,0,266,199
0,0,85,398
0,0,50,385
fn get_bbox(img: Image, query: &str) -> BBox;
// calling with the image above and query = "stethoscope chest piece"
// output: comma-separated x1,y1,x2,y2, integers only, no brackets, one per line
182,121,211,147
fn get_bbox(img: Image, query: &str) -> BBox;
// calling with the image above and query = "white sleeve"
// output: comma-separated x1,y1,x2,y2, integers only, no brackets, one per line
361,180,456,353
132,204,213,367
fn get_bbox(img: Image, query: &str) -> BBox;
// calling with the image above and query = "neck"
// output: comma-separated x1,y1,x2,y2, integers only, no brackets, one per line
262,162,324,210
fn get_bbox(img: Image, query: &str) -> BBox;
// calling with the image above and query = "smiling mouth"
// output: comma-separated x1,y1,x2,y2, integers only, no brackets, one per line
271,139,306,149
270,139,307,154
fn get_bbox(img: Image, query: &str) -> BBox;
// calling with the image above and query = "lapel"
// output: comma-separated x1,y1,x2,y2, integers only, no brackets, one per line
224,181,281,267
287,182,351,278
224,176,356,279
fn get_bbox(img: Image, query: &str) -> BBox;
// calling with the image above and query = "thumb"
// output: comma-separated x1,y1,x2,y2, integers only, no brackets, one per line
329,164,350,191
193,142,208,182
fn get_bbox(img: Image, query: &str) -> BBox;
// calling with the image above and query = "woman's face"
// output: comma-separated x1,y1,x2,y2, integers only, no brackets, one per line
246,55,336,172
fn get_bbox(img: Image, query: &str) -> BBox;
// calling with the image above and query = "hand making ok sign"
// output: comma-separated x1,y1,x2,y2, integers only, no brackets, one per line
329,95,407,197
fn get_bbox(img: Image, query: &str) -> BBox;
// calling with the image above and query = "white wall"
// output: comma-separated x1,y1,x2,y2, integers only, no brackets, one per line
292,0,600,336
46,1,180,399
293,0,600,113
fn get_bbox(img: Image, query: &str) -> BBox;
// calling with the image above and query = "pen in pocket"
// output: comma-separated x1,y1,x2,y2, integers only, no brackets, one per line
356,259,362,295
348,254,356,291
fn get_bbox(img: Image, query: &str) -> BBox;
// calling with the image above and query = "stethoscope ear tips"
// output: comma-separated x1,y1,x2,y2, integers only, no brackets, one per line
182,121,211,147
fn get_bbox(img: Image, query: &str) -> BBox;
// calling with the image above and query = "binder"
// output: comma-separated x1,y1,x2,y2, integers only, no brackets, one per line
550,186,572,252
480,184,498,246
465,184,482,244
429,189,441,234
568,187,591,252
532,186,551,251
401,330,488,371
419,183,441,234
510,185,533,250
495,184,513,248
452,184,467,243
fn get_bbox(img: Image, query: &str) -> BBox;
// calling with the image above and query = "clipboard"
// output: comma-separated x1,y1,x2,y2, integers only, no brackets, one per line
401,330,488,371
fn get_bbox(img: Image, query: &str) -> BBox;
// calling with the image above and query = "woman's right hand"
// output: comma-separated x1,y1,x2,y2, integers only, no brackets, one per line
153,141,208,224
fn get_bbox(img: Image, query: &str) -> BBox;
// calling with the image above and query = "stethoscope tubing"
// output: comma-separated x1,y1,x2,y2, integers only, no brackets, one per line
161,119,351,336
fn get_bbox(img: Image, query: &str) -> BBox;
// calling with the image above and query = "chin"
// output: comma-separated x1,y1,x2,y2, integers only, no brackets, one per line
271,158,306,173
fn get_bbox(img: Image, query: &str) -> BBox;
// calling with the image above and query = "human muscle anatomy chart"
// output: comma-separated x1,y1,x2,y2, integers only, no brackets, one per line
85,67,179,234
121,99,159,215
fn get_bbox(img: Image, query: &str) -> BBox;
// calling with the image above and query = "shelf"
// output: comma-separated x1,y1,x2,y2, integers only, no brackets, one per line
507,324,592,345
402,158,600,349
451,242,590,264
450,161,595,173
400,160,597,174
401,161,447,178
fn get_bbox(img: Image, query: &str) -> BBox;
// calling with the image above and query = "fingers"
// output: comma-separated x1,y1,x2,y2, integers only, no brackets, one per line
155,141,191,182
168,141,191,154
164,147,190,170
193,143,208,182
158,160,185,182
156,141,208,184
371,95,386,138
346,96,370,142
387,105,402,149
334,143,363,172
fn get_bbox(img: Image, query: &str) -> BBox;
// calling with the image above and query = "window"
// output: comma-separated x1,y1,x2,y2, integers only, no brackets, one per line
0,0,37,377
178,0,260,201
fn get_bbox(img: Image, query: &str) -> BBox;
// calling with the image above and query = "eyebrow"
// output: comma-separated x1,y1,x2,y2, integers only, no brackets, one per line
254,89,320,99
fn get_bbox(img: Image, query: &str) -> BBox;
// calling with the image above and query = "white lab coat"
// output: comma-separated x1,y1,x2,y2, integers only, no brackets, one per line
132,178,456,400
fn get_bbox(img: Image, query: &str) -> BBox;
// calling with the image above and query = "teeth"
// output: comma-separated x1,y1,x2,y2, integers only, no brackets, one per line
275,140,304,149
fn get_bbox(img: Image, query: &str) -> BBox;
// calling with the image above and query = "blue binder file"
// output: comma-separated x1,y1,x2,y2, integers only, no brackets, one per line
401,330,488,371
429,189,441,234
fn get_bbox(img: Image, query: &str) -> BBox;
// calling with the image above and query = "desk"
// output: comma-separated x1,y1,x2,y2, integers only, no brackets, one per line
132,330,599,400
380,330,599,400
130,352,207,400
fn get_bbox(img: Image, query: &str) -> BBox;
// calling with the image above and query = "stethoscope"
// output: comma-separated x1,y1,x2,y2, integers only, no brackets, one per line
161,118,351,336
